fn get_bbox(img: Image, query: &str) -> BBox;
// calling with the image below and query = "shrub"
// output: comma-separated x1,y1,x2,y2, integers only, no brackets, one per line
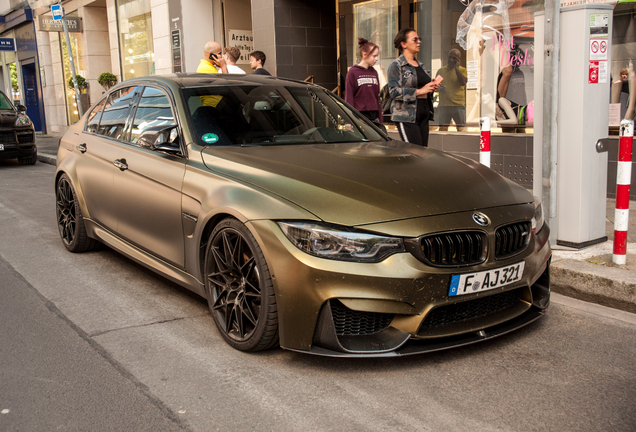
68,74,88,90
98,72,117,89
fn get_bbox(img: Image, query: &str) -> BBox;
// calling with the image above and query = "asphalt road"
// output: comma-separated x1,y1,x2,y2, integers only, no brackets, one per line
1,159,636,432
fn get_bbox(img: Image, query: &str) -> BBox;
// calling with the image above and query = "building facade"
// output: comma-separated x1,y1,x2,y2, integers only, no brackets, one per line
0,0,631,139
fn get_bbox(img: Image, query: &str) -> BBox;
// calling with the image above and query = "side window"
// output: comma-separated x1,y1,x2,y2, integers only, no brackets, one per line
97,86,138,140
130,87,177,145
85,97,106,133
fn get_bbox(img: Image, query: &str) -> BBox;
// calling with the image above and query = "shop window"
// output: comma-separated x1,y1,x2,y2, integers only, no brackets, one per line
610,2,636,128
117,0,155,81
8,63,19,105
60,19,84,125
353,0,399,90
343,0,544,134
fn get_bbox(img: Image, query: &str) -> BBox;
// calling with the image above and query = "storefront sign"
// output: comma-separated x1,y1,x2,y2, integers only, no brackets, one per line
168,0,184,73
171,30,182,72
228,30,253,64
560,0,612,7
0,38,16,51
38,16,82,32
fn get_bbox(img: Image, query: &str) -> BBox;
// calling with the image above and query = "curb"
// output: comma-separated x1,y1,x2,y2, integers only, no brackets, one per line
551,258,636,314
38,154,57,166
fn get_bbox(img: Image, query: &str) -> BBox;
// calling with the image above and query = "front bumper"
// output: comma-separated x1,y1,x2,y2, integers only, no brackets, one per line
249,207,551,356
0,129,36,160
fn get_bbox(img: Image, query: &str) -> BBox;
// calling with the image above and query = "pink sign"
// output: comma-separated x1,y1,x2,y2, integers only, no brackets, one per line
589,61,599,84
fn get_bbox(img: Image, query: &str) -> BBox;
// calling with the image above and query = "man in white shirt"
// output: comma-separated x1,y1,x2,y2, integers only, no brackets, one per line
223,47,246,74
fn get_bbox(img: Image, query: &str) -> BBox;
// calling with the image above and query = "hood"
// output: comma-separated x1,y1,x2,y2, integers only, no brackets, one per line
0,110,17,127
201,142,533,226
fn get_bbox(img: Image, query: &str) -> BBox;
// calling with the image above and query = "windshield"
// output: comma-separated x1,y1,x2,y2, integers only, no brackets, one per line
0,92,14,110
182,85,386,146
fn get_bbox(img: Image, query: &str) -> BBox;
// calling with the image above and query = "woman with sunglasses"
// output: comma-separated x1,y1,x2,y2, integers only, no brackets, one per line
387,28,440,146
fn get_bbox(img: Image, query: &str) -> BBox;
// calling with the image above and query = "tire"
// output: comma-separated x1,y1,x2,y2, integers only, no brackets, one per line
204,218,279,352
18,150,37,165
56,173,100,252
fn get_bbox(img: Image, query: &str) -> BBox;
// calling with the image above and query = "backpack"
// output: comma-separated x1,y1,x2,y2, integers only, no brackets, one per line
379,84,391,114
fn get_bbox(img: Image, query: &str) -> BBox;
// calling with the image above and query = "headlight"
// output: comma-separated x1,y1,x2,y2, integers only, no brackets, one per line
15,114,32,127
278,222,405,262
532,196,544,233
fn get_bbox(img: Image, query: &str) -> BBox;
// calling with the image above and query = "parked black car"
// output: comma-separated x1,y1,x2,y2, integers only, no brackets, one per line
0,90,36,165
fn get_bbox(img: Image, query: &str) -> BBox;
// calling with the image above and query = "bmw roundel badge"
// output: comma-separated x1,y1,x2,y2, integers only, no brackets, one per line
472,212,490,227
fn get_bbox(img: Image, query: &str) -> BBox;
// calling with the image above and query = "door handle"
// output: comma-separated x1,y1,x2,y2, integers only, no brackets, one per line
77,143,87,153
113,158,128,171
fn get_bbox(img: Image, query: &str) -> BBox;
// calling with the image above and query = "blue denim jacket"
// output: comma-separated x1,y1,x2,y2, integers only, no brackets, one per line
387,55,434,123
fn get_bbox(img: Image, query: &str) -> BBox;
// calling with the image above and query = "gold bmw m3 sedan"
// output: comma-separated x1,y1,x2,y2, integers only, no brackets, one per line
55,74,550,357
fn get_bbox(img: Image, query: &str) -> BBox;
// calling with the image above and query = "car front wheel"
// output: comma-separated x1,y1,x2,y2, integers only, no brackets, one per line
204,218,279,352
56,173,100,252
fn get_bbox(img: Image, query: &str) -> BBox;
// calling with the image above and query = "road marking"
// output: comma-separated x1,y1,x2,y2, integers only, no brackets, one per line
551,293,636,325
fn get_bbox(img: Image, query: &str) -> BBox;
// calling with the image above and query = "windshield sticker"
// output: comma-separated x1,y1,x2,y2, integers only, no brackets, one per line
202,133,219,144
309,88,338,127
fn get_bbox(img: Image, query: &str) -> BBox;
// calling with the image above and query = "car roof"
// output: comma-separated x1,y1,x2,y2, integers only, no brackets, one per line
113,73,317,90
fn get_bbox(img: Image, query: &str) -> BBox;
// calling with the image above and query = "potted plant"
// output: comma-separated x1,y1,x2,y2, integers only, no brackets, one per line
98,72,117,90
67,74,88,92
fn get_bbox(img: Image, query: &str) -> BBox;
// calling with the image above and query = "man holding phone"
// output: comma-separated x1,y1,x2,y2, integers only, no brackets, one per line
197,41,228,74
435,48,467,131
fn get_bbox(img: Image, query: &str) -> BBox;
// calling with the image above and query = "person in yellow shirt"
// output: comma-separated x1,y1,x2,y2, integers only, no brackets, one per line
197,41,228,74
197,41,228,107
435,49,467,131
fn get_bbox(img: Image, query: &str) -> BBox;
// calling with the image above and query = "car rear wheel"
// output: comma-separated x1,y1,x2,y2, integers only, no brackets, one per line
204,218,279,352
18,151,37,165
56,173,100,252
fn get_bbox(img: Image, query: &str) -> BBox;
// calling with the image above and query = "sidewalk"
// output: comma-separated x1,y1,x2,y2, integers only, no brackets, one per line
35,134,636,313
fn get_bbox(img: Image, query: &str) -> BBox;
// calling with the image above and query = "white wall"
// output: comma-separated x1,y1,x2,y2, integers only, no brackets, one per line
182,0,217,72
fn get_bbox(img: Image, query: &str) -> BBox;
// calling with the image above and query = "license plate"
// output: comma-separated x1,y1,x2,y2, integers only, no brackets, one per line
449,262,525,296
0,144,4,151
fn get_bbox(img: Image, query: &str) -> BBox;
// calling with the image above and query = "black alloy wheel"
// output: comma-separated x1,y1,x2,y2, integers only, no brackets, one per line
204,218,278,352
56,173,99,252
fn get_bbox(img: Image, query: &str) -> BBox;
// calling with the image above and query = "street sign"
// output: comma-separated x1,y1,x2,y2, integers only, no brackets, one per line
51,4,63,20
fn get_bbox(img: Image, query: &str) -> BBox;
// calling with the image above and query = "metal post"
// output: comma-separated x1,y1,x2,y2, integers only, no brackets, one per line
59,3,83,118
542,0,560,245
480,116,491,167
613,119,634,265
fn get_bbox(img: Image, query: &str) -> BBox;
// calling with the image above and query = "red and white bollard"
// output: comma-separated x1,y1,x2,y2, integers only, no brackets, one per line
613,119,634,265
480,116,491,167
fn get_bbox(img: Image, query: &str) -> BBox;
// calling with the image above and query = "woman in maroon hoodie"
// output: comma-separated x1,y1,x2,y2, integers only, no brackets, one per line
345,38,383,126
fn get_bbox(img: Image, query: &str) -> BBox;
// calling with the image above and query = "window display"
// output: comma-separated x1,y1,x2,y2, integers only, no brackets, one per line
342,0,544,134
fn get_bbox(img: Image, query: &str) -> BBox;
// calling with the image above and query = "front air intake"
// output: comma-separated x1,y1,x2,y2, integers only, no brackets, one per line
495,222,531,259
330,300,394,336
419,231,487,267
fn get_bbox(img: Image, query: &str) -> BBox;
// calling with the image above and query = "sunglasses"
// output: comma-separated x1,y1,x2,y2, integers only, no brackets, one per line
412,37,422,43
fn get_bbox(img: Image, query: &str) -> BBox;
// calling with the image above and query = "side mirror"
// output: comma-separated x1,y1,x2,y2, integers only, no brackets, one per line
138,126,180,154
16,104,27,112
